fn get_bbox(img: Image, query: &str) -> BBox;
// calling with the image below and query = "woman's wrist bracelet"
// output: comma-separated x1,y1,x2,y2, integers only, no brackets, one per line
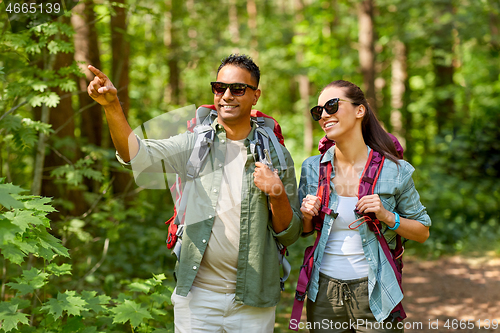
388,212,400,230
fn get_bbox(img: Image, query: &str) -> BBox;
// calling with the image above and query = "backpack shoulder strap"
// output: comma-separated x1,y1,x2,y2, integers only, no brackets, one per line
251,117,288,171
356,149,407,322
290,154,338,330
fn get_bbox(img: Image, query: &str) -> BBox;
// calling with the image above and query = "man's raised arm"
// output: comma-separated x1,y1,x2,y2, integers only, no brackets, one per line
87,65,138,162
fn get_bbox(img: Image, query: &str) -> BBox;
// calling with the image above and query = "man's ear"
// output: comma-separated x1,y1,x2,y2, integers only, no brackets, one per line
356,104,366,118
253,89,261,105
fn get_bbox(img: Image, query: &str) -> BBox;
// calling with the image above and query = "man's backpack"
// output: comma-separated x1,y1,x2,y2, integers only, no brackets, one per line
289,135,406,330
165,105,291,290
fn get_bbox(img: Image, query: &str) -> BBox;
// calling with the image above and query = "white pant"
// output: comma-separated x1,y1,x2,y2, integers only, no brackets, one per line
171,286,276,333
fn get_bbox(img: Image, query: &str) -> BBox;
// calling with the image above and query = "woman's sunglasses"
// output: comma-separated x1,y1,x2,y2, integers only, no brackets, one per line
310,98,359,121
210,82,258,97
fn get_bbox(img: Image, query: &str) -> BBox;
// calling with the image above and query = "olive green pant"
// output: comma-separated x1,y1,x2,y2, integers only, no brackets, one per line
306,273,404,333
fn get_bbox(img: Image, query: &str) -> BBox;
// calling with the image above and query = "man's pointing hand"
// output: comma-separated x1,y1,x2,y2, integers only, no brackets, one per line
87,65,118,106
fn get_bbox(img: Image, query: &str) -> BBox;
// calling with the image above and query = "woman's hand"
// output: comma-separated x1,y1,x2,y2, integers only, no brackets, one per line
356,194,395,226
301,195,321,221
301,195,321,234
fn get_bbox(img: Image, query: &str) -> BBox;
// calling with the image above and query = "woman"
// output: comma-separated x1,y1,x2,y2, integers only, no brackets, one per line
299,80,431,332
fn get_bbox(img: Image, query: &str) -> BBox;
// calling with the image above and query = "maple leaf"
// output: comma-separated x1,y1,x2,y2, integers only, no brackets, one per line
110,299,153,327
41,291,87,319
6,267,49,296
5,210,45,233
46,263,72,276
0,185,24,209
80,290,111,314
0,303,29,332
23,196,57,212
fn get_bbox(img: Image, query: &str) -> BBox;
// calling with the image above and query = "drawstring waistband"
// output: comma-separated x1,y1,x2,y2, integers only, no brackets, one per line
338,282,352,305
318,273,367,306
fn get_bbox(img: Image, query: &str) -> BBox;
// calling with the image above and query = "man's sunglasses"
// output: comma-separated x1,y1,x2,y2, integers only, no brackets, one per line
310,98,359,121
211,82,258,97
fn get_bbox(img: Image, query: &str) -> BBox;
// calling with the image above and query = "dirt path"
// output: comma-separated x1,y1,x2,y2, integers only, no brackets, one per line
402,255,500,333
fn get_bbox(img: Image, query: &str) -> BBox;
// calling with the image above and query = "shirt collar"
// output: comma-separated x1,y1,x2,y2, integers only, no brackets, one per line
212,117,256,145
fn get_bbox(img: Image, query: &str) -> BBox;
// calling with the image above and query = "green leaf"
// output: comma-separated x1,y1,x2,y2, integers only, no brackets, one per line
28,95,44,107
128,281,151,293
0,219,24,243
47,40,60,54
110,299,153,327
6,267,49,296
32,81,48,92
5,211,45,233
59,79,77,92
24,196,57,213
44,92,60,108
80,291,110,314
46,263,72,276
34,228,70,259
0,303,29,332
150,292,172,305
0,188,25,209
41,291,87,319
15,239,38,256
0,243,26,265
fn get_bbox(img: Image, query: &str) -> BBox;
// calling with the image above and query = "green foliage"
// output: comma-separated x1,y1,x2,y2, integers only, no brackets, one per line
0,303,29,333
50,158,105,187
0,182,66,265
0,115,53,152
110,300,153,327
0,184,175,332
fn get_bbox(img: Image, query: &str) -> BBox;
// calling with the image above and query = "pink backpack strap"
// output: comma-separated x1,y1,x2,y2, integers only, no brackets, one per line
356,149,407,322
290,158,335,330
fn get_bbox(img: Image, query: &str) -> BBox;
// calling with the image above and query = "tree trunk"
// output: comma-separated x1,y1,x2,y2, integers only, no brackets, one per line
247,0,258,60
358,0,377,113
229,0,240,45
299,75,313,156
110,0,134,200
185,0,198,52
72,0,103,194
164,0,182,106
390,40,407,150
36,16,86,216
294,0,313,156
432,0,455,135
490,0,500,51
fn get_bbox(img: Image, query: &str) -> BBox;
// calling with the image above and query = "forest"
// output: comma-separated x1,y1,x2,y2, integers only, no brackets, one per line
0,0,499,332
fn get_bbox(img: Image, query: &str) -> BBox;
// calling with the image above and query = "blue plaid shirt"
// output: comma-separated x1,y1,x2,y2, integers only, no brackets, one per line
299,145,431,322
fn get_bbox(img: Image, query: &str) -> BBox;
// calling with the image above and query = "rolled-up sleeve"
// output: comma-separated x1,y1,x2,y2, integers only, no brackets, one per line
270,148,302,247
396,162,432,227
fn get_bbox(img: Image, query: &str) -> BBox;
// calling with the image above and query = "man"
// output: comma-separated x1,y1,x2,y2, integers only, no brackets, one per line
87,54,302,332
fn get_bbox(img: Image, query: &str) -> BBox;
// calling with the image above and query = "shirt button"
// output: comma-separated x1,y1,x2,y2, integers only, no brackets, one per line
202,239,207,243
208,215,213,219
218,164,223,168
213,189,217,193
193,266,197,270
221,140,225,144
363,239,366,242
368,258,372,261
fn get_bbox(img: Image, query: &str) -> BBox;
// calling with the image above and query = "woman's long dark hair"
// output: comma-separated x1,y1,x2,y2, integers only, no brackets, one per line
322,80,401,164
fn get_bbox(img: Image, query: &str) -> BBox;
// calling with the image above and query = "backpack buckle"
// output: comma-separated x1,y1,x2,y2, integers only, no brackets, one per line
295,290,306,302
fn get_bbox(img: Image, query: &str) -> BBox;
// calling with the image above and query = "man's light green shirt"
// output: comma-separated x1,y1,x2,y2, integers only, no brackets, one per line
117,119,302,308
